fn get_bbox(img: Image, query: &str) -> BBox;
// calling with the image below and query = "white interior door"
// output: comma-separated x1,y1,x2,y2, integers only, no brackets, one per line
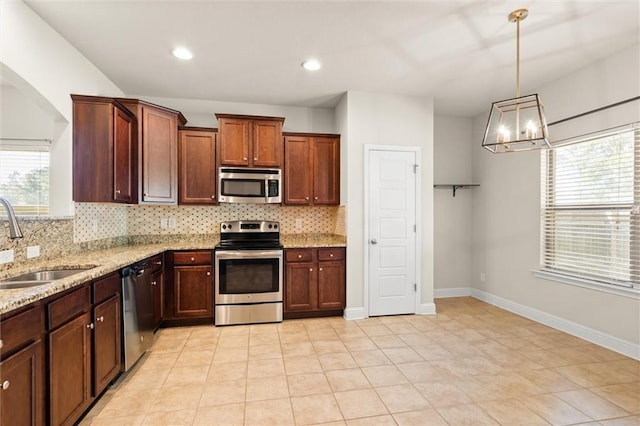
368,149,417,316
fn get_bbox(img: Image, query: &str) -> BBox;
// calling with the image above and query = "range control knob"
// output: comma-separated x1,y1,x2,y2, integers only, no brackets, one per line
222,224,227,230
274,224,278,229
229,224,233,229
268,224,273,229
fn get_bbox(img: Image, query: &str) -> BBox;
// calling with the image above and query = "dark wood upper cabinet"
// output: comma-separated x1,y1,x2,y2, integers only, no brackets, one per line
118,98,186,205
178,127,217,204
284,133,340,205
216,114,284,168
72,94,137,203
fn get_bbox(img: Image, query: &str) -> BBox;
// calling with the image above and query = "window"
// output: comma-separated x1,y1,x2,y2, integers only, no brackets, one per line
540,125,639,288
0,143,50,216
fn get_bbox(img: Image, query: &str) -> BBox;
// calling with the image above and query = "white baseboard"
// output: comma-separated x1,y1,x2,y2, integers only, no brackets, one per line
419,302,437,315
343,307,366,320
434,287,472,298
471,289,640,361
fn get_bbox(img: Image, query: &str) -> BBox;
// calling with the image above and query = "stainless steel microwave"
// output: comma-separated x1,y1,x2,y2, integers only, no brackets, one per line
218,167,282,203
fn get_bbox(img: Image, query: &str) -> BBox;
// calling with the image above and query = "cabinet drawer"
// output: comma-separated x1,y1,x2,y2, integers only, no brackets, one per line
149,254,164,273
286,249,313,262
0,306,44,356
93,273,121,304
173,251,212,265
48,285,91,330
317,248,345,261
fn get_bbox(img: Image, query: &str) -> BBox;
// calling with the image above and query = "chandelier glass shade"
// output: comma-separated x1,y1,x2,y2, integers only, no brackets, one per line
482,8,551,153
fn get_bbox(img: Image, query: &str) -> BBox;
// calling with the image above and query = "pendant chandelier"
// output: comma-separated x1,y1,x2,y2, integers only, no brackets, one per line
482,8,551,153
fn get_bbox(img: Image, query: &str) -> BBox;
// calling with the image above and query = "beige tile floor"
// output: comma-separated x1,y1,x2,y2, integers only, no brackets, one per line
80,297,640,425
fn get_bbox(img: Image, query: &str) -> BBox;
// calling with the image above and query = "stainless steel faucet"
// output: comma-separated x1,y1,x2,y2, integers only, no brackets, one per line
0,197,24,239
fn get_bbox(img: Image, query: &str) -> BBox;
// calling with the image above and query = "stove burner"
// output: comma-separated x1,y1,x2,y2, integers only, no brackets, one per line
217,220,281,250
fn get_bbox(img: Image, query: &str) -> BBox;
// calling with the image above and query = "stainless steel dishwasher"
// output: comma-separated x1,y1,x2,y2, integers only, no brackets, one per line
121,260,154,371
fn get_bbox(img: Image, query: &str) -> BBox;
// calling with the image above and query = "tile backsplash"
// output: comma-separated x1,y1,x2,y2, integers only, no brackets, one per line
0,203,344,270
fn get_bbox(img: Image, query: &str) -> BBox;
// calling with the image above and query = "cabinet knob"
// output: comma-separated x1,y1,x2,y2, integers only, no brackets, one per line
211,195,215,199
144,193,148,197
87,323,94,329
97,316,104,322
305,197,309,200
151,281,157,286
190,257,195,262
1,380,9,390
309,268,313,272
253,157,257,161
243,157,248,161
0,339,3,349
115,189,121,194
314,197,318,200
330,253,334,257
154,261,162,266
206,271,211,276
319,267,323,272
297,254,302,259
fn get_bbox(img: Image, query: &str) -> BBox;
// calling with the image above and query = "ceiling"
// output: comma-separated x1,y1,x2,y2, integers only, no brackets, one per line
23,0,640,117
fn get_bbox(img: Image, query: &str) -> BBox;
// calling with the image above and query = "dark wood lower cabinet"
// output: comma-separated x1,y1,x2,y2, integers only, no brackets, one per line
174,265,213,318
0,339,45,426
49,312,92,426
285,247,346,317
93,295,122,397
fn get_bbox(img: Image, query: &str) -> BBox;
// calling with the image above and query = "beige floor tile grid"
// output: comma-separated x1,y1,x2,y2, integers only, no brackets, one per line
80,297,640,426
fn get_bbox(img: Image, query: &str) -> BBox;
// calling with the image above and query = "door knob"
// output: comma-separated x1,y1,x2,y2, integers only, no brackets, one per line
371,239,378,245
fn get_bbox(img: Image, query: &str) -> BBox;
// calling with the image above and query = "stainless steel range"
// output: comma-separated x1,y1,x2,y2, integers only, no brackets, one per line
214,220,283,325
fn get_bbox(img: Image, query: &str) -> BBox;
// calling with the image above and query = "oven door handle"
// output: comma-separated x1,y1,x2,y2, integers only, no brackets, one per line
215,250,283,260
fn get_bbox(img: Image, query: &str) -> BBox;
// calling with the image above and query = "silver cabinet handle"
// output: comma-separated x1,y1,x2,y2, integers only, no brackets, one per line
87,323,94,329
97,316,104,322
1,380,9,390
151,281,157,286
115,189,121,194
371,239,378,245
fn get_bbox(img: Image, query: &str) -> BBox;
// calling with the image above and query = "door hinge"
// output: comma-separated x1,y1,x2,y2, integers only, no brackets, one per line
414,283,417,292
413,164,419,174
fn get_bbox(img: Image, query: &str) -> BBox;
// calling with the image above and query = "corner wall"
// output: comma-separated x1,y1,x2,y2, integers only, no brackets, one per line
339,91,434,318
471,46,640,356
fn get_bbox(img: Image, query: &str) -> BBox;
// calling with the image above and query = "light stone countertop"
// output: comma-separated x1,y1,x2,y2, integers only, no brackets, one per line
0,233,346,315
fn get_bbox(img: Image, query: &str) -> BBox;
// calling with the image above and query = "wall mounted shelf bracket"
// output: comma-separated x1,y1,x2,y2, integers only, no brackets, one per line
434,184,480,197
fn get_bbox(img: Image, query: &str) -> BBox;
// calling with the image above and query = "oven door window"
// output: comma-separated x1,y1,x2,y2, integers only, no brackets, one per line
218,258,279,294
221,179,265,197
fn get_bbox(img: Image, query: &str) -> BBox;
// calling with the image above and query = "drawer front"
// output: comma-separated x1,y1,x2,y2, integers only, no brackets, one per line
149,254,164,273
173,251,212,265
285,249,313,263
48,285,91,330
93,273,121,304
0,306,44,357
317,247,345,261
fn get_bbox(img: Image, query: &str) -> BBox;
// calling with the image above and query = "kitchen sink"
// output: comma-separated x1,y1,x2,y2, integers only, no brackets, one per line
0,268,94,290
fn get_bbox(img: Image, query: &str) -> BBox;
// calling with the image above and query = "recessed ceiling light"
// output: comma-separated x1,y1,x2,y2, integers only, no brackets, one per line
172,47,193,60
302,58,321,71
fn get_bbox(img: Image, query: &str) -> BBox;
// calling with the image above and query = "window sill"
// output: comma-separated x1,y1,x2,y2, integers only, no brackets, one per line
532,269,640,300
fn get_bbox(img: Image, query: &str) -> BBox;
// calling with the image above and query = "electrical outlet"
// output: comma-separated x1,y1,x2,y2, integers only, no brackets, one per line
168,217,176,228
295,218,303,229
27,246,40,259
0,249,14,264
160,218,168,229
480,272,486,282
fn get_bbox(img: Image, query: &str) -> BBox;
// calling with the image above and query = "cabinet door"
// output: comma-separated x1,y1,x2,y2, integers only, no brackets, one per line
49,312,92,426
284,136,312,205
285,262,317,311
317,261,345,310
252,120,283,167
173,266,213,318
113,106,135,202
178,130,217,204
151,269,163,330
93,295,121,397
0,340,44,426
141,106,177,204
218,118,250,166
312,136,340,205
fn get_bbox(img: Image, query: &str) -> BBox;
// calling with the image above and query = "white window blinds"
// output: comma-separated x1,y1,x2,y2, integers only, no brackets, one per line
541,125,639,288
0,143,50,216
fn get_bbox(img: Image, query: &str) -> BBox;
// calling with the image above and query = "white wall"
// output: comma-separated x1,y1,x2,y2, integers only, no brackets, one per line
0,1,124,216
471,45,640,355
135,96,336,134
433,115,473,293
0,84,53,140
339,91,434,318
